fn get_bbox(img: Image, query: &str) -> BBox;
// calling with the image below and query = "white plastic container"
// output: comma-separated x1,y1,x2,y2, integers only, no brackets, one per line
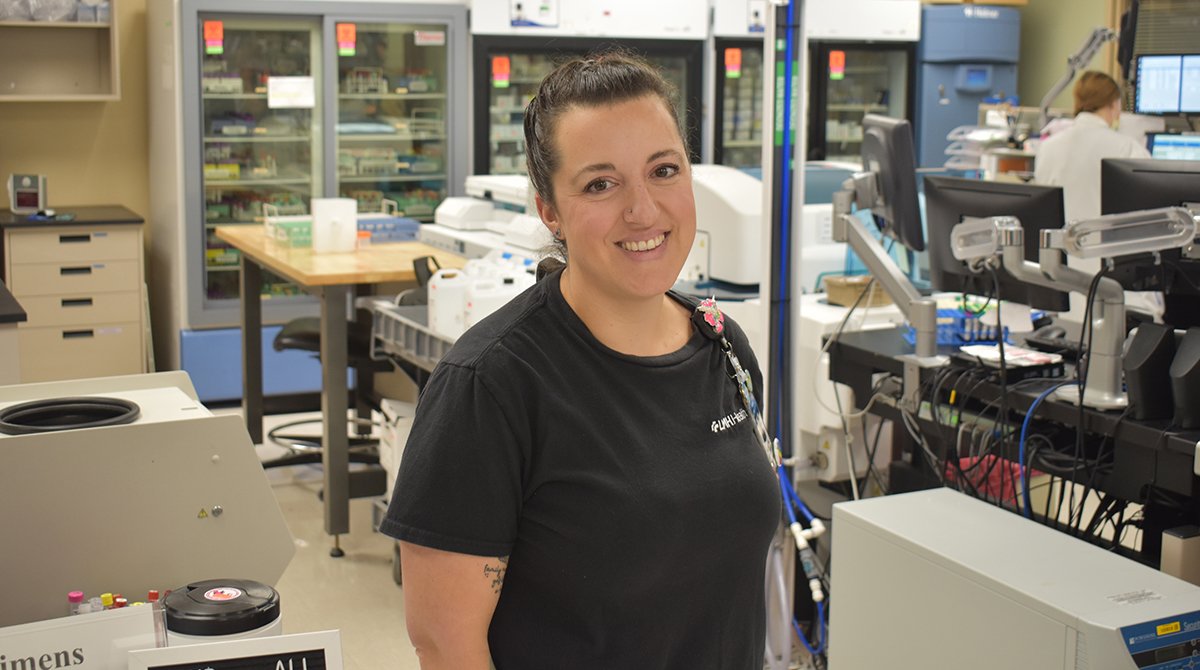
427,268,469,340
464,277,524,330
311,198,358,254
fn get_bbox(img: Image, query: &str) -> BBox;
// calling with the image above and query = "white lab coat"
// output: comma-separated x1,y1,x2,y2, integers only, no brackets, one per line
1033,111,1151,222
1033,112,1158,320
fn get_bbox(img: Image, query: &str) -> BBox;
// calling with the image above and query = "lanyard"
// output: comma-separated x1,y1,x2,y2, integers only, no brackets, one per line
693,298,781,470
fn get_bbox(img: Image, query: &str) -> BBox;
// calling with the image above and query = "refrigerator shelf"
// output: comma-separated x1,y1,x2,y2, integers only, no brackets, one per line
338,92,446,101
202,93,270,100
827,103,889,112
339,175,447,184
337,134,446,142
204,178,313,188
203,136,310,143
724,139,763,148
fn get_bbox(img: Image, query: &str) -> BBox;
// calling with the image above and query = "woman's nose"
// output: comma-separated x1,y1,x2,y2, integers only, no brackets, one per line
624,182,659,224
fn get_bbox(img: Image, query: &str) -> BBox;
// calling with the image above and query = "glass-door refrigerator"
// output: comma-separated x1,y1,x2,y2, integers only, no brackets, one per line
473,36,704,175
334,21,455,220
148,0,468,401
468,0,708,176
807,42,916,162
713,39,767,173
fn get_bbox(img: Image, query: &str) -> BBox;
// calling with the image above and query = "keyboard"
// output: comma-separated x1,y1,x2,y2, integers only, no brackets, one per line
1021,334,1084,362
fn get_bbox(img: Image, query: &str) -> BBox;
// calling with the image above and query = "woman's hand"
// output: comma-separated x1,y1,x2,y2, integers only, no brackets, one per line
400,542,506,670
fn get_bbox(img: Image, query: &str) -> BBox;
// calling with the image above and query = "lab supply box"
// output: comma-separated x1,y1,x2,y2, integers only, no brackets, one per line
147,0,468,398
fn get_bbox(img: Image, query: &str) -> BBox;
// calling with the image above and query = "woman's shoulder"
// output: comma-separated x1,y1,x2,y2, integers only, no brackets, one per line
437,276,559,371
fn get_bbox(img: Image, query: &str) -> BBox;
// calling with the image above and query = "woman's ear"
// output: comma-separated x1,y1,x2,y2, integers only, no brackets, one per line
535,193,560,236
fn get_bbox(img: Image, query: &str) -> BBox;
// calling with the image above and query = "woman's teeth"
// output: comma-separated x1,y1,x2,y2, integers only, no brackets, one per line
621,234,666,252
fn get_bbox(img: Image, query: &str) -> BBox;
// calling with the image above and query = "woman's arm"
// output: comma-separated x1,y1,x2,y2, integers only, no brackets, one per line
400,541,507,670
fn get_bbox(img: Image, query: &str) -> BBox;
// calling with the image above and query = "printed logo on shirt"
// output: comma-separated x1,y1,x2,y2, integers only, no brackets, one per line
711,408,748,433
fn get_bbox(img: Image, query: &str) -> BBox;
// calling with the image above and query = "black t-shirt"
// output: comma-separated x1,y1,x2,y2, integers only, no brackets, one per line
381,268,781,670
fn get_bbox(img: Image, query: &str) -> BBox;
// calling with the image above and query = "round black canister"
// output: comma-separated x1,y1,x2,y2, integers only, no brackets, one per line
163,579,281,638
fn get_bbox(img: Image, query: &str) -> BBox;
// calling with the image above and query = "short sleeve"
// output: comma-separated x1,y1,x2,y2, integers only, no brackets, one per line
379,362,524,557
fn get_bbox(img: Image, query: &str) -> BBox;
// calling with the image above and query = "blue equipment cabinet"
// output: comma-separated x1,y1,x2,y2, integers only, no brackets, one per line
915,5,1021,168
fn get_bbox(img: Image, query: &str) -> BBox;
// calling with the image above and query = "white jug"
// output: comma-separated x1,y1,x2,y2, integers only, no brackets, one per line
428,268,469,340
311,198,358,254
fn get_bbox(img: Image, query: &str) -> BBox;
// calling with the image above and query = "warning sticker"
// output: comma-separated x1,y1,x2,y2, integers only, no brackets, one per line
1108,590,1164,606
204,587,243,602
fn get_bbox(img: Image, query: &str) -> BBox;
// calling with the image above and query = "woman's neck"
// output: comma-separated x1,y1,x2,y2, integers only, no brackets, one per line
559,267,691,357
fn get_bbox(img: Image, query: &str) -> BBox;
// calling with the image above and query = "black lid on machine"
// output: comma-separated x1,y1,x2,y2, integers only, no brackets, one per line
163,579,280,636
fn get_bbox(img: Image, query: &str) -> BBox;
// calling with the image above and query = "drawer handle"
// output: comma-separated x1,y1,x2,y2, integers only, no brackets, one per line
59,234,91,244
61,298,93,308
60,266,92,276
62,329,94,339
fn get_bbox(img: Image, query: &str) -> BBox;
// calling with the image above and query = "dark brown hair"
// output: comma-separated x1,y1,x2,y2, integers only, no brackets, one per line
1074,71,1122,116
523,50,688,209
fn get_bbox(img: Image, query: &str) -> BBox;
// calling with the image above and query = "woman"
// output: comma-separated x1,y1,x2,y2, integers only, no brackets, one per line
1034,70,1151,222
380,52,781,669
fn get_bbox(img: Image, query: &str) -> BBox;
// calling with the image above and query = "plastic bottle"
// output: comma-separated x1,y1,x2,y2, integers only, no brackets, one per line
68,591,84,616
114,596,128,608
88,596,103,613
100,593,114,610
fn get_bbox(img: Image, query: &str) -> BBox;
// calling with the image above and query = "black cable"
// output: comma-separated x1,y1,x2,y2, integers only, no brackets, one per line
1071,265,1110,535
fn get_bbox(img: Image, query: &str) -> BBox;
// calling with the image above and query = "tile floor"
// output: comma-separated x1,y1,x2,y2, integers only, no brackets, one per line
241,410,421,670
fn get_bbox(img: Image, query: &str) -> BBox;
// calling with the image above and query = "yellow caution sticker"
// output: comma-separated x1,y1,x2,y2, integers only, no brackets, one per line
1157,621,1181,636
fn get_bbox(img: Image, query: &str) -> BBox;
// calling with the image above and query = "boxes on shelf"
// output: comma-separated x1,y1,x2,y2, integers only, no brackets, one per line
824,275,893,307
357,215,422,243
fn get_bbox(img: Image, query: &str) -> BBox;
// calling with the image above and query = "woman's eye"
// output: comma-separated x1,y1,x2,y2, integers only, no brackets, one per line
653,164,680,179
585,179,614,193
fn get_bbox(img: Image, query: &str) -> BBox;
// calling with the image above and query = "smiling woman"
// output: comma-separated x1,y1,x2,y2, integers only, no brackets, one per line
381,51,780,670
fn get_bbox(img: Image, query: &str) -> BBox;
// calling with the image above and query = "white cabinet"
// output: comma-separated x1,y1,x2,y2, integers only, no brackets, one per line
2,206,147,382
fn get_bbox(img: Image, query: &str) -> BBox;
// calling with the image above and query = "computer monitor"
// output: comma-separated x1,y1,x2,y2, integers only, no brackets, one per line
1134,54,1200,115
1102,158,1200,327
924,176,1071,312
861,114,924,252
1147,133,1200,161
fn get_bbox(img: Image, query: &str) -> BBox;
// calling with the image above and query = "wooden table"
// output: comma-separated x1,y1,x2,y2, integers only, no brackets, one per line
215,225,461,551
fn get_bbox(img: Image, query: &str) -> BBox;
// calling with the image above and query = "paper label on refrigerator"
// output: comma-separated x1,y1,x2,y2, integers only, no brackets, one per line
267,76,315,109
510,0,559,28
414,30,445,46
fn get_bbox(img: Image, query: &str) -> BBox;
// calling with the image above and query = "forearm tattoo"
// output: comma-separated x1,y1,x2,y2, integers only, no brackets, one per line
483,556,509,594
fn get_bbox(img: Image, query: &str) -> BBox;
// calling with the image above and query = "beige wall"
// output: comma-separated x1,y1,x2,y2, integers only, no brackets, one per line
0,0,149,220
1018,0,1113,114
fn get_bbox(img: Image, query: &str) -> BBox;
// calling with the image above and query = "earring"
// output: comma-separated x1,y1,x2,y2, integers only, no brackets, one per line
553,228,564,240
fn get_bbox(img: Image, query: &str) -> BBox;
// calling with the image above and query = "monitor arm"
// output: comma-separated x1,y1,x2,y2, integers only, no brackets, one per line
1038,27,1118,131
832,174,945,412
951,207,1196,410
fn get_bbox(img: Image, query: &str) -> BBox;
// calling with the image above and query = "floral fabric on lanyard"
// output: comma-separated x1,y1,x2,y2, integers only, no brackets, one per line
692,298,780,470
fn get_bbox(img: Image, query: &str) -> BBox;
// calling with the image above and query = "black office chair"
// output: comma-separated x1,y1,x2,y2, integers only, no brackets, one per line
263,256,440,467
263,312,389,468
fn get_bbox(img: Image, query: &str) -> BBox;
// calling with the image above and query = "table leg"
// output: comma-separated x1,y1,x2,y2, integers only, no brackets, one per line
321,285,351,550
239,256,263,446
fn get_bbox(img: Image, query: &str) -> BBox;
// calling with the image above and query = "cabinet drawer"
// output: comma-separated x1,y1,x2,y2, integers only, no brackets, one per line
18,322,143,383
7,260,140,297
16,291,141,327
7,227,140,264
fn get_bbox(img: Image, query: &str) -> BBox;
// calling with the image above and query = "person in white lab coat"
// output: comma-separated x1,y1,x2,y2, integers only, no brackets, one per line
1034,71,1150,222
1034,71,1157,318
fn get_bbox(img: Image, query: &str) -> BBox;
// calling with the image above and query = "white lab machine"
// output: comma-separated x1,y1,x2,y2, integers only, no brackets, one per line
794,293,904,483
0,371,295,628
434,196,495,231
830,488,1200,669
691,164,763,286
